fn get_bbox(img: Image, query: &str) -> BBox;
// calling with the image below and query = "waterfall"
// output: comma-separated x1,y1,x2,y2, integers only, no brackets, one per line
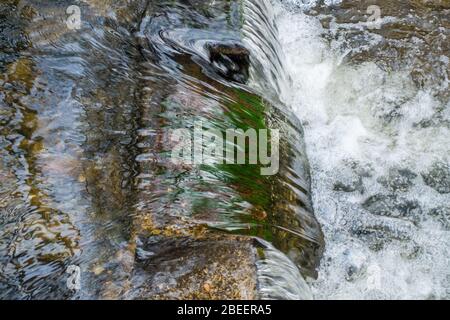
244,0,450,299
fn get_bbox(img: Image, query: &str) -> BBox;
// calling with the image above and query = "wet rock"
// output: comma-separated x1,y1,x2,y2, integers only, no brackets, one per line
0,3,29,51
207,43,250,83
99,215,314,300
0,2,31,70
362,194,422,222
429,206,450,230
127,234,257,300
350,218,414,251
333,160,373,193
343,249,367,282
422,162,450,194
333,177,363,193
96,214,259,300
377,168,417,192
0,0,322,300
399,241,423,260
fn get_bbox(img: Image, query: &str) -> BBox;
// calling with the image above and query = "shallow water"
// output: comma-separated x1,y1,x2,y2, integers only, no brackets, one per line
0,0,323,299
0,0,448,300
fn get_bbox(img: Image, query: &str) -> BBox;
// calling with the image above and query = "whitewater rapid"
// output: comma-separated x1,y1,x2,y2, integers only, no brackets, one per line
247,0,449,299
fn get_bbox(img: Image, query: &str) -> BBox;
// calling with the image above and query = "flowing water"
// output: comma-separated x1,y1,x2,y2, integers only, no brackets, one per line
245,0,449,299
0,0,323,299
0,0,448,300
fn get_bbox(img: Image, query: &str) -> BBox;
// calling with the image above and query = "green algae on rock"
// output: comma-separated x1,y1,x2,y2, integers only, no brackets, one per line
0,0,323,299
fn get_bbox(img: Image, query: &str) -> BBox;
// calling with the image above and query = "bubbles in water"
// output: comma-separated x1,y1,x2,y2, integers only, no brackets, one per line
251,0,449,299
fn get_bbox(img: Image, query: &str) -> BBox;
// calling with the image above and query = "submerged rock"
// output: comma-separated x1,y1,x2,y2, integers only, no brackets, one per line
350,217,415,251
429,206,450,230
128,234,257,300
333,160,373,193
422,162,450,194
207,42,250,83
98,216,315,300
377,168,417,192
362,194,422,222
0,0,322,300
333,178,363,193
0,1,31,70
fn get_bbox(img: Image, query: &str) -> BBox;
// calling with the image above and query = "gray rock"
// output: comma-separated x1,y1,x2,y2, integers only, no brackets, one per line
422,162,450,194
377,168,417,192
362,194,422,222
429,206,450,230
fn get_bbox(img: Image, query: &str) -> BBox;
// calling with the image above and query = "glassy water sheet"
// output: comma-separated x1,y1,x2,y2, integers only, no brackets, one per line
1,0,448,301
0,0,323,300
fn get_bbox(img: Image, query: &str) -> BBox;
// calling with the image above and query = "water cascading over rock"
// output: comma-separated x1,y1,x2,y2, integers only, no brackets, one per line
0,0,323,299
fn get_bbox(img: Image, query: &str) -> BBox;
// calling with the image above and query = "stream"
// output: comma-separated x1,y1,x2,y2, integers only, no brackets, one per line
0,0,449,300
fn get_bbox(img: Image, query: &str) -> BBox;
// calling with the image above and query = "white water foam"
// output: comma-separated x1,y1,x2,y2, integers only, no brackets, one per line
255,1,449,299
